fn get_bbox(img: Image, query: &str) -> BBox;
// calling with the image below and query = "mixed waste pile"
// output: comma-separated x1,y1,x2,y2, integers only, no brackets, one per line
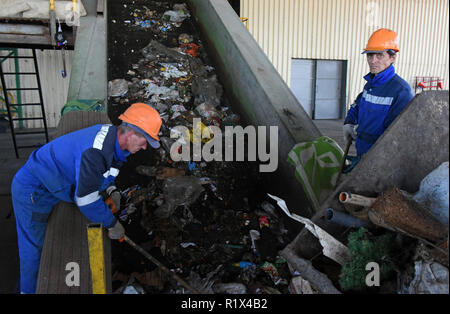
107,0,449,294
334,162,449,294
107,0,295,294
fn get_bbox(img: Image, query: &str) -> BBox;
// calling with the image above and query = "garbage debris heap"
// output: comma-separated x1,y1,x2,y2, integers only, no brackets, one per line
107,0,294,294
107,0,449,295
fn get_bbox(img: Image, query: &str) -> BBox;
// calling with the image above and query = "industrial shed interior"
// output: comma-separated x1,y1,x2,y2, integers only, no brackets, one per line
0,0,448,299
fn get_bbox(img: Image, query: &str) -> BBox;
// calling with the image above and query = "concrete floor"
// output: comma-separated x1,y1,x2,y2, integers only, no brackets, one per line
0,120,348,294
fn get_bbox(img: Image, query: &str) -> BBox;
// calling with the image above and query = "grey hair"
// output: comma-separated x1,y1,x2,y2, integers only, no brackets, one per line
118,124,145,139
118,124,133,134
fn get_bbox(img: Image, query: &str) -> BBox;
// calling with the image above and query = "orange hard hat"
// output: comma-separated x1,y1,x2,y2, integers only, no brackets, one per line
362,28,399,54
118,103,162,148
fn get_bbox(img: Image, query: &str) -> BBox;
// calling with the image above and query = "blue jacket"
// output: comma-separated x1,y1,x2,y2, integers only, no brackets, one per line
344,65,414,156
24,124,129,228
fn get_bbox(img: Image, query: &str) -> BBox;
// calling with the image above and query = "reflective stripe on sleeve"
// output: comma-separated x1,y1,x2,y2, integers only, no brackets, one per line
362,90,393,106
76,191,101,206
102,167,120,178
93,125,110,150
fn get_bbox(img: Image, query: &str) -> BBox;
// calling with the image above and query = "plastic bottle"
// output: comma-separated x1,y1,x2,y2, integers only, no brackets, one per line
233,261,257,269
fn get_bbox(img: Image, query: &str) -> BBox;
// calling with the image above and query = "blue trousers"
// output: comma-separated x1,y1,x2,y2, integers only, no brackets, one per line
11,167,60,294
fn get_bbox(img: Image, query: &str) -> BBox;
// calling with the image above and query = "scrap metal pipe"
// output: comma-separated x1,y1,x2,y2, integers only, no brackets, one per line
325,208,370,229
339,192,377,207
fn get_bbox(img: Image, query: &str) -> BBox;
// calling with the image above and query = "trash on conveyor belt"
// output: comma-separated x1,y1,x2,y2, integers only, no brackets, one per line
107,0,294,294
107,0,449,295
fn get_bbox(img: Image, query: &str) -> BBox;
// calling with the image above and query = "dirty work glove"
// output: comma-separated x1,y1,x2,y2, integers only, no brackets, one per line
343,124,357,143
106,186,121,211
108,220,125,240
342,155,361,174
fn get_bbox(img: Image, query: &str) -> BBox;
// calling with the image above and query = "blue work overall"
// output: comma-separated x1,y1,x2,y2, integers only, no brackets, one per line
11,124,129,293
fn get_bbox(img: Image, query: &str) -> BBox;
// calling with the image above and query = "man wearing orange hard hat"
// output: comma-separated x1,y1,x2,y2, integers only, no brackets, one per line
11,102,162,293
342,28,414,172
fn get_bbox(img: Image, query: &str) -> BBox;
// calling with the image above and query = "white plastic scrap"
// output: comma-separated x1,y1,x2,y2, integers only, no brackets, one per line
413,161,449,227
249,230,260,254
289,275,317,294
144,83,179,100
160,63,188,79
267,193,350,265
407,261,449,294
108,79,129,97
180,242,196,248
123,281,145,294
213,282,247,294
171,104,186,112
163,9,190,24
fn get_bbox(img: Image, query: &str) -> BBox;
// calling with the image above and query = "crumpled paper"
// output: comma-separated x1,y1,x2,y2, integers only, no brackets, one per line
268,193,350,265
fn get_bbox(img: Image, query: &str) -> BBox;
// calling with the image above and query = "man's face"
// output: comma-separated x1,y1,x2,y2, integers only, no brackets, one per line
126,131,147,154
366,51,396,74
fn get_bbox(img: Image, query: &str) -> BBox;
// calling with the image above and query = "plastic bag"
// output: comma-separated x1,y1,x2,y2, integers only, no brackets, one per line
108,79,129,97
413,162,449,226
154,176,204,219
407,261,449,294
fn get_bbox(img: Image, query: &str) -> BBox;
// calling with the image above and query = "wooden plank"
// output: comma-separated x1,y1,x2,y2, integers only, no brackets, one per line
0,34,52,47
36,202,112,293
0,32,75,48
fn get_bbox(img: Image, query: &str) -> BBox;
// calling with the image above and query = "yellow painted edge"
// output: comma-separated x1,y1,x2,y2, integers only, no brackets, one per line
87,223,107,294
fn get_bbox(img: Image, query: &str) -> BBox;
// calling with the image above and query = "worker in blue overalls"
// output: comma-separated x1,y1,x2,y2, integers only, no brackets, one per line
11,103,162,293
343,28,414,172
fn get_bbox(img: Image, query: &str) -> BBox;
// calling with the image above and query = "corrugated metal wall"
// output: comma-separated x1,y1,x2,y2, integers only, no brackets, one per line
0,48,73,128
240,0,449,110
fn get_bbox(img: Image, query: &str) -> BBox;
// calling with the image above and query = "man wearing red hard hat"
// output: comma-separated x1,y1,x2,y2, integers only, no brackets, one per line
342,28,414,172
11,103,162,293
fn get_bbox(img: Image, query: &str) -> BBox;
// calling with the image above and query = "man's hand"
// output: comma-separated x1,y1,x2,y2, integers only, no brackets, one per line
108,220,125,240
106,186,121,212
110,190,121,210
342,155,361,173
343,124,357,143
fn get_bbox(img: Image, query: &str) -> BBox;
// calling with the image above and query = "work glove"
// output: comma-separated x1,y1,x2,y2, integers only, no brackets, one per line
342,155,361,174
108,220,125,240
106,186,121,211
343,124,357,143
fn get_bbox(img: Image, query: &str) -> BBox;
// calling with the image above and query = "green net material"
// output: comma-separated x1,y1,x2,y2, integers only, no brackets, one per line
287,136,344,212
61,99,106,116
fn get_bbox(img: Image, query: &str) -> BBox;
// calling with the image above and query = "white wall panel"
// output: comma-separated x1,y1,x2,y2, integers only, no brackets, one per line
241,0,449,111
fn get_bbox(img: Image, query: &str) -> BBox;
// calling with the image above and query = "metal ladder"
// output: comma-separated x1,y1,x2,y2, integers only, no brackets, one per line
0,49,49,158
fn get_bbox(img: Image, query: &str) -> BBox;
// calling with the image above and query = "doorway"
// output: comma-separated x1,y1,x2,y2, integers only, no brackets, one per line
290,59,347,119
